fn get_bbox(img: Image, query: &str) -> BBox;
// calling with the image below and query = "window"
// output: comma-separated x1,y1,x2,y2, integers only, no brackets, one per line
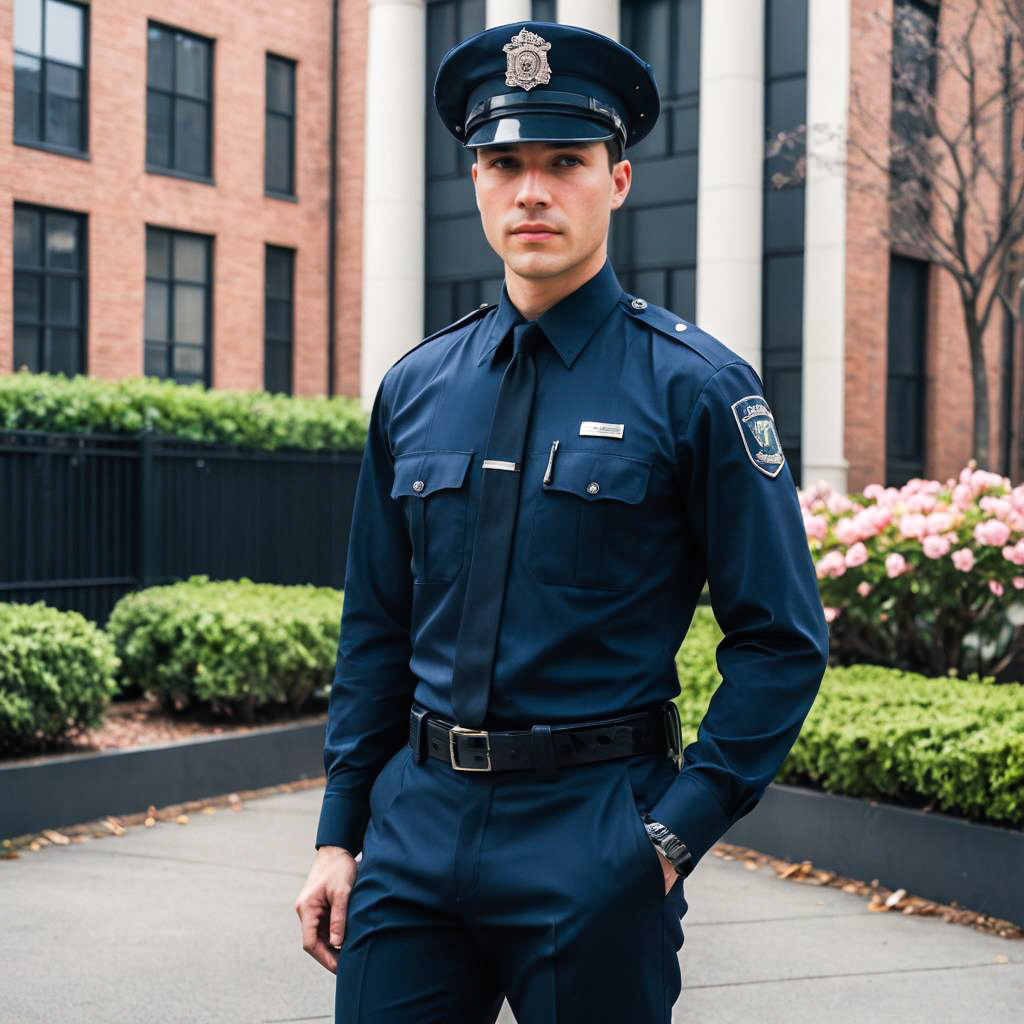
144,227,212,385
13,203,86,375
264,246,295,394
146,22,213,180
13,0,88,154
265,55,296,197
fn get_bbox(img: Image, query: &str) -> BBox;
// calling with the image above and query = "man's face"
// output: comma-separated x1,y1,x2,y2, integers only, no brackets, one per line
470,140,631,281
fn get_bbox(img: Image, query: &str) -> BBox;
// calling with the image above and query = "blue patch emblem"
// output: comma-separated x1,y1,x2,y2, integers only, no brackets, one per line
730,395,785,478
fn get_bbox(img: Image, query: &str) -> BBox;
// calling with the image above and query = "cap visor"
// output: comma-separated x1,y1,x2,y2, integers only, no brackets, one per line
465,112,616,149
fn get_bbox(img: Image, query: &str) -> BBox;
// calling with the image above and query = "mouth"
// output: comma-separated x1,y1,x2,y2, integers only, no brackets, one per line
511,227,560,242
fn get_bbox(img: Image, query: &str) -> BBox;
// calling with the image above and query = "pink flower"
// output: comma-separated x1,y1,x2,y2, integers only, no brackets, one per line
835,517,860,546
827,493,854,516
951,548,975,572
905,494,937,514
816,551,847,579
1002,543,1024,566
974,519,1012,547
989,580,1005,597
899,513,927,539
863,484,886,501
823,606,841,623
803,512,828,541
951,484,973,509
845,542,869,568
923,511,954,535
857,581,873,597
980,496,1012,519
885,552,908,578
1014,577,1024,590
922,535,951,559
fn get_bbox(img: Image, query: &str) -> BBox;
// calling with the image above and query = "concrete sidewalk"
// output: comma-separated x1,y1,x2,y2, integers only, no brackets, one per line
0,784,1019,1023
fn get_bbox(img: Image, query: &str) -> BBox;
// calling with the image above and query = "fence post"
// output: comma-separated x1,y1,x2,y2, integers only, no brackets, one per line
138,429,156,589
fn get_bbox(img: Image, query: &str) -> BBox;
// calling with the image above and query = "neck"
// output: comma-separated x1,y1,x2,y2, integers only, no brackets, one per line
504,245,607,320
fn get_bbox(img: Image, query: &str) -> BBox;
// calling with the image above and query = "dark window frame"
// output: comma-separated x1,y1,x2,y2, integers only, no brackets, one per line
264,244,295,394
264,53,297,199
144,225,214,387
145,20,215,184
13,200,88,375
13,0,90,157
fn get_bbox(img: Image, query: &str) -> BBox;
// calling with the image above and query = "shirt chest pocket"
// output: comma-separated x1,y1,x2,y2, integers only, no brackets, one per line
529,450,655,591
390,449,475,584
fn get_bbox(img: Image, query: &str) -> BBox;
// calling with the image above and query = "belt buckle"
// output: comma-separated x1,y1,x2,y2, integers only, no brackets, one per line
449,725,492,771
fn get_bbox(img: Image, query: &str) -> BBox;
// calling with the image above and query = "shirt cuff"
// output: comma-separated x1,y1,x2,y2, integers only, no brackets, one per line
314,792,370,856
647,771,734,868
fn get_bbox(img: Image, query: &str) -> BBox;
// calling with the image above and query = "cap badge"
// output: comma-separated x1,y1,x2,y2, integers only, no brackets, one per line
503,29,552,91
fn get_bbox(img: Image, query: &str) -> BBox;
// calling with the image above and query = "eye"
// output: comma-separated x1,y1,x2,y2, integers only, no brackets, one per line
491,156,517,169
555,154,583,166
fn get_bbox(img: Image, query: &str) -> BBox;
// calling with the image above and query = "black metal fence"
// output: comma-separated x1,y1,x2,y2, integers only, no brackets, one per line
0,429,362,625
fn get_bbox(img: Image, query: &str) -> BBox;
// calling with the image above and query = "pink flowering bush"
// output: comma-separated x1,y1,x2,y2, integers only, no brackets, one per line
801,461,1024,677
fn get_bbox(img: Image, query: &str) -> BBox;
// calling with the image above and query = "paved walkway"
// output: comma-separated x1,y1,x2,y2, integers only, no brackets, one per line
0,784,1020,1023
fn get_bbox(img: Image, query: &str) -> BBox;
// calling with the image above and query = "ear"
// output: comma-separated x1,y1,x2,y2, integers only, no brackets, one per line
609,159,632,211
471,161,478,185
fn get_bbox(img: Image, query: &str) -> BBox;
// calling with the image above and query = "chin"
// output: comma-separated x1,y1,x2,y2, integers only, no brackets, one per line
504,249,576,279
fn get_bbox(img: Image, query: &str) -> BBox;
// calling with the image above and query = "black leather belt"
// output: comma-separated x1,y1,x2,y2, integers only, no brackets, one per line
408,700,682,781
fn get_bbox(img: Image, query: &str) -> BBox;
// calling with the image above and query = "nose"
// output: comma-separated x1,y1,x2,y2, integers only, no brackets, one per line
515,166,551,209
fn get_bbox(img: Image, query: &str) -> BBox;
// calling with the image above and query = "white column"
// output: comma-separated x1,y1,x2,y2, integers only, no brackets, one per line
695,0,764,370
556,0,618,39
487,0,531,27
801,0,850,492
360,0,427,410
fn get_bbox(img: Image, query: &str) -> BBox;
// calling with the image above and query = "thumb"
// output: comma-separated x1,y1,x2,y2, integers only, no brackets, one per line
329,898,347,947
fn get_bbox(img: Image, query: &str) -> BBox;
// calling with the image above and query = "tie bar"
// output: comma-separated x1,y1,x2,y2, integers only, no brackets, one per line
482,459,519,471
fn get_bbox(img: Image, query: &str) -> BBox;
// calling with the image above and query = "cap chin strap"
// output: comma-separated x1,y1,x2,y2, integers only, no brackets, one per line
464,90,628,151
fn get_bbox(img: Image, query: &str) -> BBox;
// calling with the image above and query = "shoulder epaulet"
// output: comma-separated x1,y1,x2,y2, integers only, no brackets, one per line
619,294,740,371
389,303,497,372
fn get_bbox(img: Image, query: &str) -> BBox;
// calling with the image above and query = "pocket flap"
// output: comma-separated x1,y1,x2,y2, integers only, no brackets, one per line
391,449,474,499
541,451,652,504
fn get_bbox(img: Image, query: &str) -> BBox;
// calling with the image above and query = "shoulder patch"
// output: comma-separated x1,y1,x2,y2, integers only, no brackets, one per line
730,394,785,478
390,303,497,372
620,295,739,371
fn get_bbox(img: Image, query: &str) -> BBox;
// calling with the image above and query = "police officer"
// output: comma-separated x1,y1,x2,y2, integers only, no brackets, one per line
295,20,829,1023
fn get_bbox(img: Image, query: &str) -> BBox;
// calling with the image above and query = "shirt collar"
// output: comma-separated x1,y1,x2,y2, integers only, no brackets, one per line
476,257,624,369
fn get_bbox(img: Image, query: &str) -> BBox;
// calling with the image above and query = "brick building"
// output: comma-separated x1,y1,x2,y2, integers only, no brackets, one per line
1,0,1019,493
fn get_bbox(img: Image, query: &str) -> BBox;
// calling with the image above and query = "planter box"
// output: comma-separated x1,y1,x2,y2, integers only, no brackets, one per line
0,719,326,841
724,782,1024,927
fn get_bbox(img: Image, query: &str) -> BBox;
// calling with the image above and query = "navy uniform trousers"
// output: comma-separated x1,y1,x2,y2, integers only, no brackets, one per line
335,739,688,1022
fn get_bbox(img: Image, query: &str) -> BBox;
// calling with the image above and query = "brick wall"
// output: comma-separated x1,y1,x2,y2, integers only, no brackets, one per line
0,0,335,395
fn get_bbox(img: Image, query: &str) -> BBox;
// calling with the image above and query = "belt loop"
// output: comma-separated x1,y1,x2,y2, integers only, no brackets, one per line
530,724,558,781
663,701,682,770
410,703,431,764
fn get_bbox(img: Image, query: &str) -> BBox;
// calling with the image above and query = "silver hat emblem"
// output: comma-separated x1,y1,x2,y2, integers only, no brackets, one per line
503,29,552,91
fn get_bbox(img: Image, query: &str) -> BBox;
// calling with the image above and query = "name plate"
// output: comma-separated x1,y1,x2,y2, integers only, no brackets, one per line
579,420,624,439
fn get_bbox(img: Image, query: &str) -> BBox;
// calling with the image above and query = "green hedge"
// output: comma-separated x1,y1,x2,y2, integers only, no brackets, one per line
673,608,1024,828
104,576,342,719
0,369,369,452
0,602,119,752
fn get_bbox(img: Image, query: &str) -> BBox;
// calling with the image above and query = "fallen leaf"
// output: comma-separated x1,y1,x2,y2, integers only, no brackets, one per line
995,954,1009,964
42,829,70,846
885,888,907,908
743,860,759,871
175,814,189,825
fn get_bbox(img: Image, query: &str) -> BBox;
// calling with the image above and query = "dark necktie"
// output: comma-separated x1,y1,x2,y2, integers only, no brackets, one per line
450,321,544,728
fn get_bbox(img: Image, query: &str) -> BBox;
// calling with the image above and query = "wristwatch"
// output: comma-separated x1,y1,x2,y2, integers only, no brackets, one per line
641,812,694,878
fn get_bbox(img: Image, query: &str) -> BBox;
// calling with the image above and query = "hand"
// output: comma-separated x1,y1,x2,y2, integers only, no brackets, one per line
654,846,679,896
295,846,358,974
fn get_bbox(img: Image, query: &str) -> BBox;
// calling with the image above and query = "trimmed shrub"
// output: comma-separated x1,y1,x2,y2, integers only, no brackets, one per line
0,369,368,452
105,575,343,720
0,602,119,752
673,607,1024,829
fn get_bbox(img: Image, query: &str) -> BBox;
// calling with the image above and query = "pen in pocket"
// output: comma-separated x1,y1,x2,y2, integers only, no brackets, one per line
543,439,560,485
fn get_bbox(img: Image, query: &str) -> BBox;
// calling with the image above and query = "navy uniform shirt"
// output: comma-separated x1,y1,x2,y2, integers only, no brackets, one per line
316,256,829,868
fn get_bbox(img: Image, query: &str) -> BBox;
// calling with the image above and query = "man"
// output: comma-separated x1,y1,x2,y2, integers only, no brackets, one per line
295,20,829,1023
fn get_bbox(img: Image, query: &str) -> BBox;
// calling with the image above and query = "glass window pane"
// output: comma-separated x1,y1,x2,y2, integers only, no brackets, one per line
45,89,81,150
146,91,172,167
173,285,205,344
14,325,42,372
14,0,43,56
266,297,291,339
266,57,294,113
144,281,169,341
14,272,42,323
265,340,291,394
173,235,207,283
265,114,292,194
173,344,205,375
144,342,168,378
146,229,170,279
14,53,42,142
46,276,80,325
176,36,209,100
265,248,292,296
14,208,41,267
46,327,80,375
46,60,80,98
44,1,83,66
45,214,80,269
173,97,209,176
147,25,173,90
